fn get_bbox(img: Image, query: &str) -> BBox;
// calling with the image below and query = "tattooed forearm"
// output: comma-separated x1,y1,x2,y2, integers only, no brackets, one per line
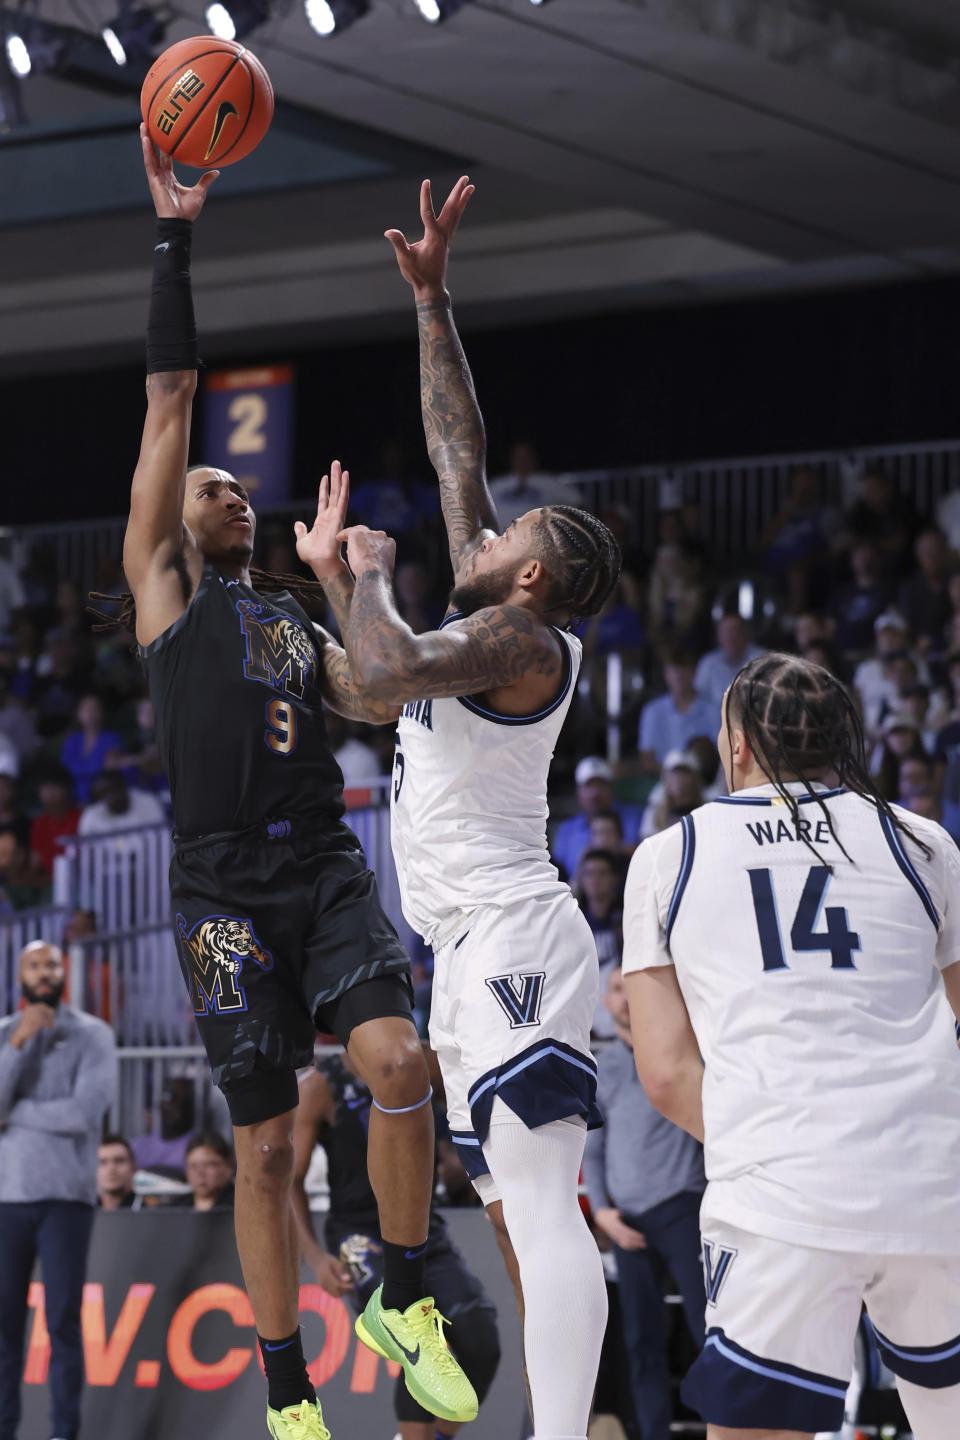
317,567,355,647
346,571,560,704
317,638,401,725
416,297,498,570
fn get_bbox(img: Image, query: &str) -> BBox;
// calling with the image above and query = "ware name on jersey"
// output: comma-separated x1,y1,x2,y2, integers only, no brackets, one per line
624,784,960,1254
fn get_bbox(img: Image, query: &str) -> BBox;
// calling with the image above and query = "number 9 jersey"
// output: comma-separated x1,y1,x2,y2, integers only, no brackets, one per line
623,782,960,1255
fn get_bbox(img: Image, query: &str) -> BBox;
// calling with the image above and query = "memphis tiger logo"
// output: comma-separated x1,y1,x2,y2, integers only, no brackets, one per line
236,599,317,700
176,914,274,1016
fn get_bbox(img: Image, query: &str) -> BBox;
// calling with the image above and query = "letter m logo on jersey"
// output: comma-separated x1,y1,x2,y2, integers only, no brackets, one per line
701,1240,738,1306
485,972,545,1029
176,914,274,1016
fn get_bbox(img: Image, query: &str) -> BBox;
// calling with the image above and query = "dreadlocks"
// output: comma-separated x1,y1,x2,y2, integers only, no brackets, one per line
90,568,331,640
726,651,932,865
533,504,622,624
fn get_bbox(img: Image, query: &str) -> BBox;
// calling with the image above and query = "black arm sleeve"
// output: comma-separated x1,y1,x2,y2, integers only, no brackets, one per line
146,217,198,374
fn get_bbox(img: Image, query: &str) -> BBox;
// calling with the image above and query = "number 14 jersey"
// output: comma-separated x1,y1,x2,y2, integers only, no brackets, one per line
623,783,960,1254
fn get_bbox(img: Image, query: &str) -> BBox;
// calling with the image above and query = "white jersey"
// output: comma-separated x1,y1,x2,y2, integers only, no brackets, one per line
623,782,960,1253
390,615,581,946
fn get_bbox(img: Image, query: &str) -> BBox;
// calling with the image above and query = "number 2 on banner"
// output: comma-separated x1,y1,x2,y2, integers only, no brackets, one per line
266,699,296,755
227,393,267,455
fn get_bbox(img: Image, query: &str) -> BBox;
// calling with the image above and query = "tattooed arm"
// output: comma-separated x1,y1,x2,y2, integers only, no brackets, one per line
312,624,402,725
386,177,499,580
339,526,560,706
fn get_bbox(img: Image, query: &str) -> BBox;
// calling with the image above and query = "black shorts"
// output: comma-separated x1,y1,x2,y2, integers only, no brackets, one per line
170,813,410,1114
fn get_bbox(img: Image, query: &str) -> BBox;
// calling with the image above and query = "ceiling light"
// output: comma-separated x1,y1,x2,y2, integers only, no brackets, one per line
204,0,271,40
101,25,126,64
99,7,164,66
304,0,369,36
412,0,468,22
5,32,30,76
205,3,236,39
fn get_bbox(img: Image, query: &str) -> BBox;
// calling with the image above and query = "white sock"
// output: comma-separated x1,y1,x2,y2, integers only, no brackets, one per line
482,1108,608,1440
895,1376,960,1440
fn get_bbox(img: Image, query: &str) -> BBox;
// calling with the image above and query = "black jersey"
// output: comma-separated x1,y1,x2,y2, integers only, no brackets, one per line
140,564,344,837
317,1053,447,1241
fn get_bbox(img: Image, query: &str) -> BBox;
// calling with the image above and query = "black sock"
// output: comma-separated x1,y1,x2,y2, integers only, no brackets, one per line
380,1237,428,1313
258,1329,315,1413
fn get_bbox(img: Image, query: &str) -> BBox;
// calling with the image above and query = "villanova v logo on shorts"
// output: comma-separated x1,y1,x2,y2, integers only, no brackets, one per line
485,972,546,1029
702,1240,738,1305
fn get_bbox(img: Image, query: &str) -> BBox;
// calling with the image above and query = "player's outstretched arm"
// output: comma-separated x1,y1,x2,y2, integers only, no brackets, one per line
296,463,401,725
123,126,219,648
386,178,499,579
338,525,561,705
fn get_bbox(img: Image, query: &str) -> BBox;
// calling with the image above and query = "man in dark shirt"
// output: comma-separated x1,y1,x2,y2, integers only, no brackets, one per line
120,130,475,1440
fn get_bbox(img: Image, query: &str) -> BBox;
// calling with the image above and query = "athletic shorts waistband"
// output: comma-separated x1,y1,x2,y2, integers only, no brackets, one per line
173,807,348,853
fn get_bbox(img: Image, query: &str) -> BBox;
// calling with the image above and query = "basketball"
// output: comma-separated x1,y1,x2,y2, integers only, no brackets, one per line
140,36,274,169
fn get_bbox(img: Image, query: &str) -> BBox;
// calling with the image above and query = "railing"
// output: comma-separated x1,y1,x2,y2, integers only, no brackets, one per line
10,437,960,591
109,1045,218,1143
53,826,174,934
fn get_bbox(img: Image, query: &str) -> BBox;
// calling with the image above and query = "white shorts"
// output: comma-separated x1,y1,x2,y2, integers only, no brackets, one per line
428,892,600,1185
683,1219,960,1434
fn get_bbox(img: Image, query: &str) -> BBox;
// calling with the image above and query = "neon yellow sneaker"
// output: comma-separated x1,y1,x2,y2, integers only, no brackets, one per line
355,1285,478,1423
266,1397,331,1439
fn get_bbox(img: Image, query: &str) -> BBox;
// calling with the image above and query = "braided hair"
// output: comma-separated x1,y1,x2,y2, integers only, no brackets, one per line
533,505,622,624
90,567,330,640
726,651,931,865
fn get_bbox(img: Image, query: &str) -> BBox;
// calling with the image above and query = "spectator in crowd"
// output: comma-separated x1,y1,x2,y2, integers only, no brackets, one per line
898,526,955,655
487,439,582,528
131,1076,196,1177
60,694,124,805
0,775,29,849
97,1134,143,1211
871,713,930,800
0,828,51,911
0,730,17,780
803,639,848,683
77,769,165,837
0,541,26,635
30,629,92,739
937,485,960,558
934,651,960,757
646,544,709,654
638,650,717,774
761,466,837,614
172,1132,236,1212
588,809,633,868
30,767,81,880
0,674,37,764
792,609,832,658
830,541,894,657
844,469,922,578
395,557,435,636
575,848,624,1043
853,611,930,737
583,967,705,1440
686,735,727,801
0,940,116,1440
577,577,645,660
348,437,441,540
640,750,705,840
693,613,765,710
114,696,168,799
551,757,645,880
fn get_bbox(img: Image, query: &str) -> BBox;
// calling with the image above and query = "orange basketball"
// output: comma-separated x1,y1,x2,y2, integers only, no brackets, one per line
140,36,274,169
